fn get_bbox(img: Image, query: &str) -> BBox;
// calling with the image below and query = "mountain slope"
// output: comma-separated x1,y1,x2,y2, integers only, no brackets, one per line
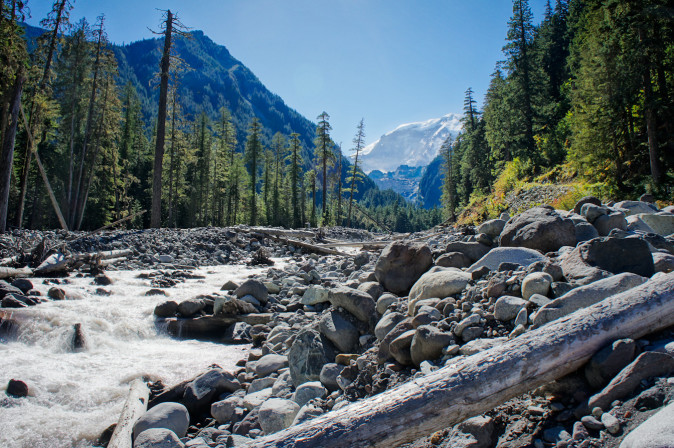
360,114,462,173
418,155,445,208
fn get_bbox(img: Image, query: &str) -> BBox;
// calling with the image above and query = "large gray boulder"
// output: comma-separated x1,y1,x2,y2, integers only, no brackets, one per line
319,310,359,353
177,298,206,317
559,237,655,285
467,247,547,272
133,402,189,441
584,339,636,389
211,395,243,424
639,213,674,236
183,368,241,413
258,398,300,435
439,415,495,448
374,242,433,295
533,273,647,327
410,325,454,366
407,268,471,316
620,401,674,448
328,286,376,326
494,296,526,322
613,200,657,216
288,329,332,386
133,428,184,448
234,279,269,304
477,219,506,240
499,206,576,253
292,381,327,407
593,211,627,236
254,354,289,377
444,242,491,262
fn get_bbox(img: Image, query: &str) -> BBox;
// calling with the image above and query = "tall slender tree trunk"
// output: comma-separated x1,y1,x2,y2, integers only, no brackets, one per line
0,70,25,232
639,29,662,186
168,92,177,227
151,10,173,228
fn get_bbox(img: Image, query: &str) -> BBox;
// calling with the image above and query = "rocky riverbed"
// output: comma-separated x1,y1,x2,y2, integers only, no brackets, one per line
2,196,674,448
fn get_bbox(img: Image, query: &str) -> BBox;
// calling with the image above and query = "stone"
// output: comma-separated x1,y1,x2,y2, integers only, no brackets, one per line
234,279,268,304
183,368,240,413
584,339,637,389
177,298,206,317
319,363,344,391
581,415,604,431
560,237,655,285
439,415,494,448
243,388,273,411
435,252,472,269
258,398,300,434
389,329,415,365
1,295,28,308
357,281,384,301
581,203,609,223
521,272,553,300
499,206,577,253
10,279,33,294
639,194,655,203
378,319,414,364
653,253,674,273
459,338,507,356
221,280,239,291
328,286,376,325
407,268,471,316
248,377,277,394
462,326,484,342
454,314,482,337
272,371,293,396
601,412,620,434
626,215,657,233
468,247,547,273
573,196,602,215
588,352,674,411
6,379,28,397
614,200,657,216
292,381,327,407
639,213,674,236
133,402,190,441
528,293,552,307
634,386,666,410
292,403,324,426
255,354,289,377
376,293,397,314
48,287,66,300
620,401,674,448
412,305,442,327
213,296,257,315
494,296,526,322
353,252,370,267
211,396,243,424
411,325,454,366
533,273,647,327
575,221,600,243
445,242,491,262
288,329,331,387
375,312,405,341
374,241,433,295
514,308,528,327
319,310,359,353
593,212,628,236
134,428,184,448
478,219,507,240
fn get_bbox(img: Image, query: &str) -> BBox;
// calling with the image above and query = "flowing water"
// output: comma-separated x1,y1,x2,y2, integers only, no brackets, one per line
0,263,278,448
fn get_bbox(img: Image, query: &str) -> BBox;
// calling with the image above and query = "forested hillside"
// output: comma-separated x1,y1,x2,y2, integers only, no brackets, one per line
427,0,673,221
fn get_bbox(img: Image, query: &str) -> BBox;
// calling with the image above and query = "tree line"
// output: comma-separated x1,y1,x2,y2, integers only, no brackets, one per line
440,0,673,219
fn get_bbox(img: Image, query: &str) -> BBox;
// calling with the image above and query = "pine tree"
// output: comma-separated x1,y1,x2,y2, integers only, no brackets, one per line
288,132,303,228
346,118,365,227
244,117,263,225
314,111,334,225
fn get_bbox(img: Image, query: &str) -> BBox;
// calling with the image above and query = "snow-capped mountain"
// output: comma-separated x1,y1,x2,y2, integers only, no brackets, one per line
360,113,463,174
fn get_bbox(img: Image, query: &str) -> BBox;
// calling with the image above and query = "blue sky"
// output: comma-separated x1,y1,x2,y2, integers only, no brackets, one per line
25,0,549,149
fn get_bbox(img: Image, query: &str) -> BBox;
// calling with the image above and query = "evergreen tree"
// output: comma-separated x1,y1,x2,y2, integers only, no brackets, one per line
346,118,365,227
288,132,303,228
244,117,263,225
314,111,334,224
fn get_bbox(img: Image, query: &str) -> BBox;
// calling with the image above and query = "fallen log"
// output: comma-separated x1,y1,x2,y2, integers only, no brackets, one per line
247,227,317,239
0,255,21,266
0,266,32,279
263,234,353,257
246,273,674,448
72,249,133,261
107,379,150,448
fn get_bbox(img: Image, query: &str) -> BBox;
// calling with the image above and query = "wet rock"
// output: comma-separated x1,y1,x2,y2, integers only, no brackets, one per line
288,329,331,387
234,279,268,304
94,274,113,286
411,325,454,365
0,280,23,299
499,206,576,253
467,247,547,272
1,294,29,308
6,379,28,397
374,241,433,295
521,272,552,300
221,280,239,291
255,354,289,377
407,268,471,316
435,252,472,269
328,286,376,325
494,296,526,322
319,310,359,353
258,398,299,435
214,297,257,315
584,338,637,389
134,428,184,448
10,279,33,294
145,288,167,297
133,402,190,441
620,401,674,448
292,381,327,407
48,287,66,300
177,298,206,317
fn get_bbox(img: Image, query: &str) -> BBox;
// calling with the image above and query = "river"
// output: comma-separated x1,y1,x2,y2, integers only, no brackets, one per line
0,263,277,448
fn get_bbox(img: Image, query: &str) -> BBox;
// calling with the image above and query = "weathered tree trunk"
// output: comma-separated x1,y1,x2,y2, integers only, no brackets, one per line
247,274,674,448
0,70,25,232
107,379,149,448
151,10,173,228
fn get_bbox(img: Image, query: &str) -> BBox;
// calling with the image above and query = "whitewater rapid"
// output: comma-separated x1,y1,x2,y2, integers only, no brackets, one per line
0,263,278,448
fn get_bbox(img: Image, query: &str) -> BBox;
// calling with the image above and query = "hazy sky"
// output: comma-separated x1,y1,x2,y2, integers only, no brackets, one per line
25,0,549,149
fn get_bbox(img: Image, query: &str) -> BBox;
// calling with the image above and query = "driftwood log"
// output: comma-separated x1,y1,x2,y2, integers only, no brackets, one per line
107,379,150,448
247,273,674,448
0,266,32,279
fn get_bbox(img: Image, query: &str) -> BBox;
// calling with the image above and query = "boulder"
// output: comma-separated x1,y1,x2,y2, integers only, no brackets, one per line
626,215,657,234
613,200,657,216
410,325,454,366
255,354,289,377
375,311,405,341
439,415,495,448
374,242,433,295
435,252,472,269
407,268,471,316
6,379,28,397
389,329,415,365
533,273,647,327
154,301,179,318
183,368,240,413
584,339,637,389
234,279,268,304
560,237,654,285
375,293,397,314
580,203,609,223
248,377,277,394
573,196,602,215
444,242,491,262
494,296,527,322
575,221,600,243
328,286,376,325
620,401,674,448
357,281,384,301
639,213,674,236
134,428,184,448
211,395,243,424
292,381,327,407
288,329,331,386
10,279,33,294
319,310,359,353
243,388,273,411
292,403,325,426
468,247,547,273
213,296,257,315
0,280,24,299
301,286,330,305
521,272,553,300
258,398,300,435
499,206,576,253
177,298,206,317
133,402,189,441
653,252,674,273
477,219,506,240
593,212,627,236
377,319,414,364
319,363,344,391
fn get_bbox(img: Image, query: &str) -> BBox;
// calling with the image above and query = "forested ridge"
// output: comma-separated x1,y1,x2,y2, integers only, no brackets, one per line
419,0,673,219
